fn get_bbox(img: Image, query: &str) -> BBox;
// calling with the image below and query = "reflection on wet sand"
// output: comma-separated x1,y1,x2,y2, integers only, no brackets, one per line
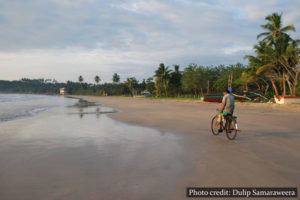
69,99,118,118
0,100,186,200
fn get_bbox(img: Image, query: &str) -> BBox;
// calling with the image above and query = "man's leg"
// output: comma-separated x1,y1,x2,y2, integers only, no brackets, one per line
217,112,223,132
223,111,232,133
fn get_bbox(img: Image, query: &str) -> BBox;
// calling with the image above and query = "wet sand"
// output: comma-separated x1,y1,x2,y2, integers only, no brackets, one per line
0,96,299,199
0,102,187,200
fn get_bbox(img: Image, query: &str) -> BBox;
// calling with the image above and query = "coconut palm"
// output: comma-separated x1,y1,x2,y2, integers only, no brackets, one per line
278,39,300,95
245,41,281,95
125,77,138,96
154,63,171,97
257,13,295,45
125,78,133,96
169,65,182,96
78,75,84,84
112,73,120,83
246,13,299,96
94,75,101,85
256,13,296,96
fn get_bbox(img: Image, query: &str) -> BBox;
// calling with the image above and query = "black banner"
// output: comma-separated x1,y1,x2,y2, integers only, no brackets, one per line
186,187,297,198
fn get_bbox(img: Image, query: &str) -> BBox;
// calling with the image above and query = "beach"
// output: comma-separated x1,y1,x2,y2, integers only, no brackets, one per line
74,95,300,133
75,97,300,190
0,95,187,199
0,95,299,199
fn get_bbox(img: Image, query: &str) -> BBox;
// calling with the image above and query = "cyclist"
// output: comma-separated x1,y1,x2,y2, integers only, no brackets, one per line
217,88,235,132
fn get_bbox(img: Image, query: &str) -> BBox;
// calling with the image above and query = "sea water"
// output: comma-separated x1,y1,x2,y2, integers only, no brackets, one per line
0,93,77,122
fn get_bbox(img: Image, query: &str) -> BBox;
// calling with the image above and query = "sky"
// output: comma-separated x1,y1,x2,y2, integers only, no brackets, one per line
0,0,300,83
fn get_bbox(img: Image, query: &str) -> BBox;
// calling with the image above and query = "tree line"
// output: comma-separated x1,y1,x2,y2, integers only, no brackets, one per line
0,78,64,94
65,62,261,97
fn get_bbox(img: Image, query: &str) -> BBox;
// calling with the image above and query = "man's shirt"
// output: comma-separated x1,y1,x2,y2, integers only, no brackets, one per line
222,93,235,114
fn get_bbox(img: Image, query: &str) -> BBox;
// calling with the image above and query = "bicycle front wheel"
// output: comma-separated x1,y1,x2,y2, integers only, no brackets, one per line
211,116,220,136
226,118,238,140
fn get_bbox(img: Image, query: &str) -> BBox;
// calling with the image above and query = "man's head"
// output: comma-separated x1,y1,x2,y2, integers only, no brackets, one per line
228,88,234,93
224,88,234,95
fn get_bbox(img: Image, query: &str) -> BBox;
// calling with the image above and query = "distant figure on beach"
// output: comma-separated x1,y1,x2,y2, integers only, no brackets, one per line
217,88,235,132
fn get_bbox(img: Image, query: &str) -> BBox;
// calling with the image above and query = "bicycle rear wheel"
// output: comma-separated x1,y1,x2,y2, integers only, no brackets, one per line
226,117,238,140
211,116,220,135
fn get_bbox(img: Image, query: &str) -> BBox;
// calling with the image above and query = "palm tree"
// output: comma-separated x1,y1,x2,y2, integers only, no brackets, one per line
78,75,84,84
94,75,101,85
154,63,171,96
146,77,155,94
125,78,133,96
169,65,182,96
154,71,162,97
112,73,120,83
125,77,138,96
246,13,299,96
245,41,280,95
240,67,269,93
278,39,300,95
257,13,295,45
256,13,297,96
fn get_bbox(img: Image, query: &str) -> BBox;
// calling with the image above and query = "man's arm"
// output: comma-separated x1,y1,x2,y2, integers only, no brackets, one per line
220,95,227,113
220,103,225,113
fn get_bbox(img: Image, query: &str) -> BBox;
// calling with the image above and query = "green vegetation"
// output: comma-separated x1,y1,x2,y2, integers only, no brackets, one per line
245,13,299,97
0,13,299,98
78,75,84,84
112,73,120,83
0,78,64,94
94,75,101,85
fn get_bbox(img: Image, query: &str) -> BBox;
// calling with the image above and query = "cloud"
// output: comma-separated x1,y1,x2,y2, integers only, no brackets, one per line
223,45,253,55
0,0,299,82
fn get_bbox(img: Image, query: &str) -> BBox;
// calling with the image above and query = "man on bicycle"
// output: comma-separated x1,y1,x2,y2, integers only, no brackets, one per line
218,88,235,132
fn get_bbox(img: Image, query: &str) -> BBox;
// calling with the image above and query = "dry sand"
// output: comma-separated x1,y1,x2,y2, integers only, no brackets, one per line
74,95,300,134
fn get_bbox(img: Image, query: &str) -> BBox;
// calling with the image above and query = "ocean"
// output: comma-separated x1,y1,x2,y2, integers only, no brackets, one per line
0,93,77,122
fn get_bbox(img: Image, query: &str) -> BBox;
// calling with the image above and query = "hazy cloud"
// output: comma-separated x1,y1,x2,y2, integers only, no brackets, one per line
0,0,299,82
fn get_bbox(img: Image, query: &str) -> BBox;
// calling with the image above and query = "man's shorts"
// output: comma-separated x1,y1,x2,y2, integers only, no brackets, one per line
217,110,232,123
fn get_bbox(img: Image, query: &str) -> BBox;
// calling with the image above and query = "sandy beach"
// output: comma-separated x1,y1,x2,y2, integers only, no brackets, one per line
0,95,299,199
75,96,300,193
74,95,300,133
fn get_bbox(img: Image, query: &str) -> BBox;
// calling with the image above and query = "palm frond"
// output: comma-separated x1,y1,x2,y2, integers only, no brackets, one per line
281,24,295,32
257,32,269,39
256,63,274,75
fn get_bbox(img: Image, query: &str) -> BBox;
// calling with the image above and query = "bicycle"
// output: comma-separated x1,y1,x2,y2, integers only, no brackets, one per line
211,109,239,140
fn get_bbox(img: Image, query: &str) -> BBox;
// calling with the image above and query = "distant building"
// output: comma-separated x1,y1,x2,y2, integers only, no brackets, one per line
60,88,66,95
